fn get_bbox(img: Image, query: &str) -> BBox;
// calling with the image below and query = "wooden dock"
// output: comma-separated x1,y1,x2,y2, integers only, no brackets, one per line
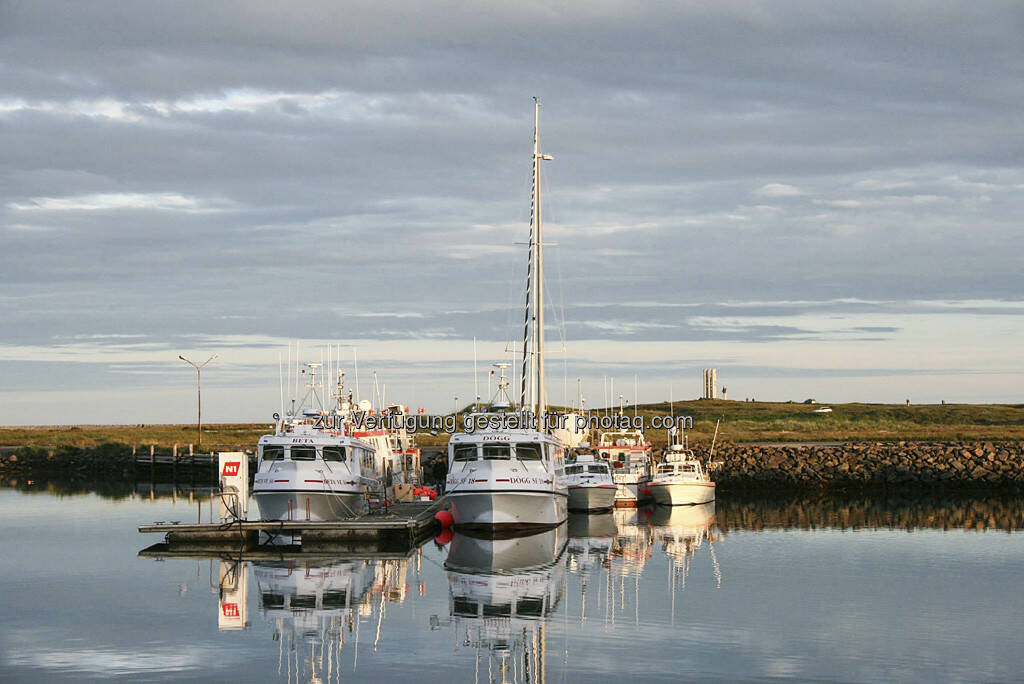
138,499,446,552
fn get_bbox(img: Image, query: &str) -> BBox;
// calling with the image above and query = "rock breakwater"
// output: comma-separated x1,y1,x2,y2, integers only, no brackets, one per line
711,441,1023,485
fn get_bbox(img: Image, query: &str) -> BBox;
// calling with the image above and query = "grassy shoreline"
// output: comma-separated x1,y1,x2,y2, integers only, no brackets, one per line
2,401,1023,449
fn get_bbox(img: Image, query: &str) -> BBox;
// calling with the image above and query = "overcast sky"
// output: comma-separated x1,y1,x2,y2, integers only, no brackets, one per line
1,1,1022,424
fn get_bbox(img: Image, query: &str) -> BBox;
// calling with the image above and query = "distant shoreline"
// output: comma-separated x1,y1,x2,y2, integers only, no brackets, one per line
2,400,1022,448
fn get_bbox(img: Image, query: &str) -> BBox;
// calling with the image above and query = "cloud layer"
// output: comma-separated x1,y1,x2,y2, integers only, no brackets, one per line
2,2,1022,421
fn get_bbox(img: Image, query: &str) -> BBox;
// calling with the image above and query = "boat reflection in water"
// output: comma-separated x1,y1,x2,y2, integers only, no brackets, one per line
434,525,568,684
214,551,426,683
566,512,616,623
648,502,722,622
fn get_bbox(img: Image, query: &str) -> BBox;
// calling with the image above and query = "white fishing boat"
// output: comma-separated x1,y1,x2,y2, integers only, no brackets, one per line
596,428,654,506
445,99,568,532
385,403,422,484
648,445,716,506
254,360,399,521
254,420,383,520
446,428,568,530
565,452,616,511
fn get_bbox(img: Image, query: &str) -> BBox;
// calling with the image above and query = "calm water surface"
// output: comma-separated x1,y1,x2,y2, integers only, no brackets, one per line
1,486,1022,682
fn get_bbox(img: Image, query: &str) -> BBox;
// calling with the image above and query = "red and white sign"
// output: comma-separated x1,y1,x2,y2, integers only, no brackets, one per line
221,461,240,477
222,602,240,618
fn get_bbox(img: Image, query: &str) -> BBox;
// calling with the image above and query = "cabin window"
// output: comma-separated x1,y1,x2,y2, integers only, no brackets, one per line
483,444,511,460
565,465,583,475
291,594,316,610
517,597,544,617
323,446,346,462
588,464,608,474
322,590,348,609
483,603,513,618
515,443,543,461
261,592,285,609
262,446,284,461
290,446,316,461
453,445,478,462
452,598,477,617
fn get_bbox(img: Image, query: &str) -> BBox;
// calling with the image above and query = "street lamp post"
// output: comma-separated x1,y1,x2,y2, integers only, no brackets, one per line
179,354,218,447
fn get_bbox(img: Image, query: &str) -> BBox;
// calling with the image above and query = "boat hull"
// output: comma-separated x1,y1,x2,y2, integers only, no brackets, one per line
448,490,568,532
568,485,616,512
648,482,715,506
612,479,652,507
254,490,365,521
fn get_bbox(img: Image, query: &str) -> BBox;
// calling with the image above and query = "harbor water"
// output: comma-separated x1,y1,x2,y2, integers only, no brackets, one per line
1,485,1022,682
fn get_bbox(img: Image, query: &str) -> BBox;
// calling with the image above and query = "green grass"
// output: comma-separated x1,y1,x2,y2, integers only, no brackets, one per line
2,401,1022,450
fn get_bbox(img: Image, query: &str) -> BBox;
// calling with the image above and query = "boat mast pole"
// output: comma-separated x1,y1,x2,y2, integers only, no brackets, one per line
519,108,537,413
535,97,545,428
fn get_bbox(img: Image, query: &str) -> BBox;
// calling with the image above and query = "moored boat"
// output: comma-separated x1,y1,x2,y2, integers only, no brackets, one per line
254,423,380,520
254,359,413,521
648,446,716,506
445,99,569,532
446,425,568,531
596,428,654,506
565,451,616,511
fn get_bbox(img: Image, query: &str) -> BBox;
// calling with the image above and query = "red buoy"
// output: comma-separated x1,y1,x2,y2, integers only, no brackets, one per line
434,509,454,528
434,528,453,545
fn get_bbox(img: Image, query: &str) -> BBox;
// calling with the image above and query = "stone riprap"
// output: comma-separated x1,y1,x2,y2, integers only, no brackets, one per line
710,441,1023,485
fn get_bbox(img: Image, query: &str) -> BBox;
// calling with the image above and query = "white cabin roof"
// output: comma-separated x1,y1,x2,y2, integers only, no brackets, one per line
450,430,561,446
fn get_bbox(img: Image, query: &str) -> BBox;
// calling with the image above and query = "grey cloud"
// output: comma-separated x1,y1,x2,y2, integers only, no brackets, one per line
2,1,1023,417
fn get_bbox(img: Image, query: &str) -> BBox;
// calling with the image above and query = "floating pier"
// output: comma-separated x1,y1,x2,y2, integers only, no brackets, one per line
138,499,447,553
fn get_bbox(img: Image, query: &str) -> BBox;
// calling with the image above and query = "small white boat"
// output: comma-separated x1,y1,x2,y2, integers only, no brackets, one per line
596,429,653,506
565,452,616,511
648,446,716,506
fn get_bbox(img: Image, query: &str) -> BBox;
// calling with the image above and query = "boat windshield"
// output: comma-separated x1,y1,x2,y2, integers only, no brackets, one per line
323,446,346,462
515,443,543,461
587,464,608,474
290,446,317,461
565,465,584,475
262,446,284,461
483,444,511,460
453,445,478,462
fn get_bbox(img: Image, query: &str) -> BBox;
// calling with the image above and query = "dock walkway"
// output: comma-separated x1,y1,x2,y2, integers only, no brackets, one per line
138,499,446,552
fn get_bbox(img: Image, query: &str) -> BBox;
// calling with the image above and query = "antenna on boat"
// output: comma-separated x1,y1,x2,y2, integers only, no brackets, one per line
278,352,285,421
669,385,676,448
353,347,360,404
491,362,512,410
294,340,300,409
473,336,479,412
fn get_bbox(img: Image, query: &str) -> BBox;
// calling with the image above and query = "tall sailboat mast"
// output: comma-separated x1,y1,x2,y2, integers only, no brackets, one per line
519,98,553,426
535,97,549,427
